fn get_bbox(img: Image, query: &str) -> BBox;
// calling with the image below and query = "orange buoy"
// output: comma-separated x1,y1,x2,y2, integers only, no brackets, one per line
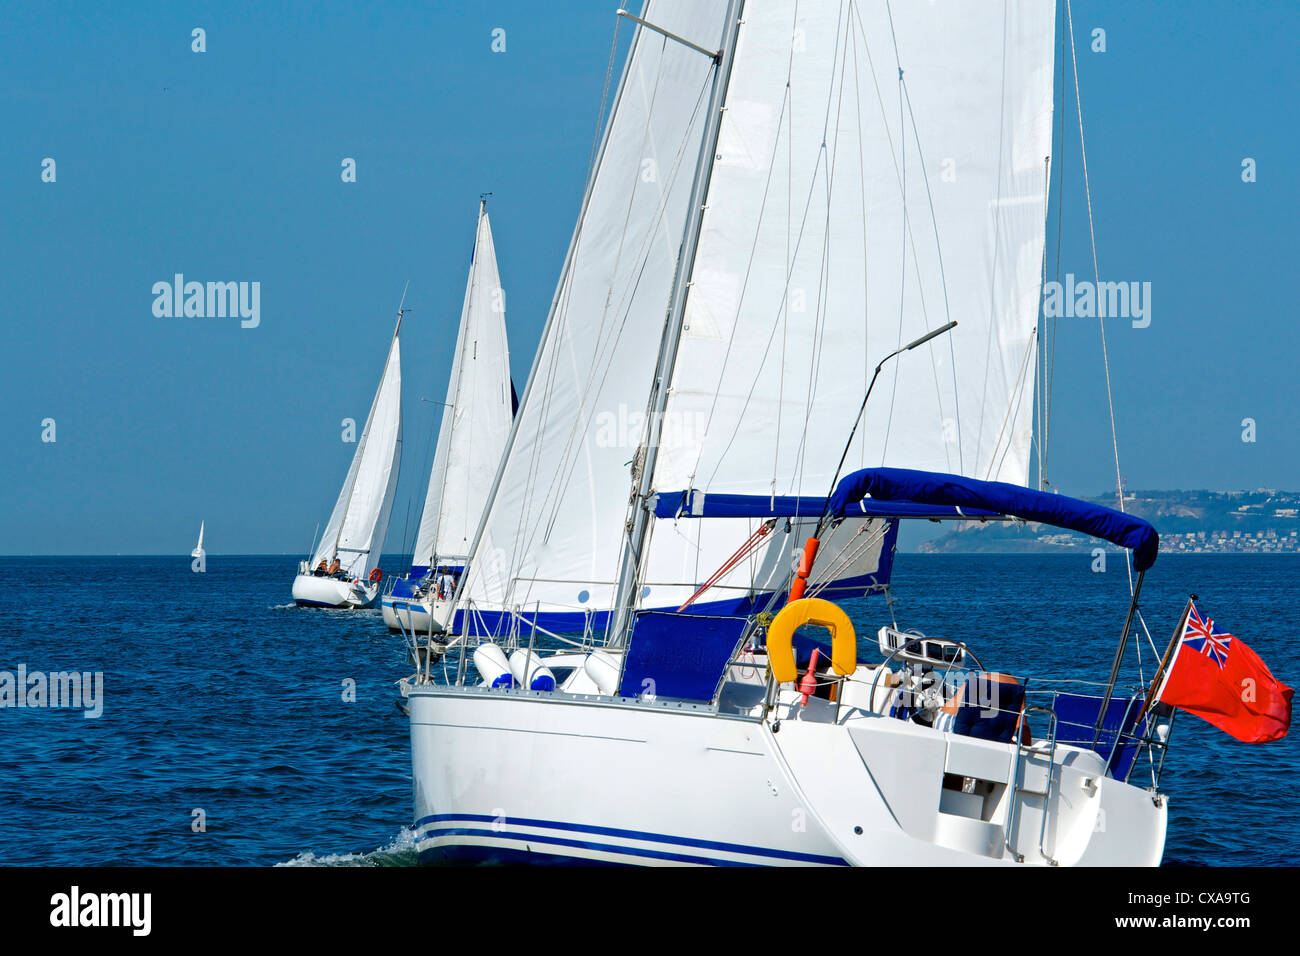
787,536,820,602
369,567,383,583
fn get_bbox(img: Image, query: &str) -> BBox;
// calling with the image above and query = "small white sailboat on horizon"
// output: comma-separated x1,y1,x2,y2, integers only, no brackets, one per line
191,521,205,559
382,198,515,634
293,298,404,609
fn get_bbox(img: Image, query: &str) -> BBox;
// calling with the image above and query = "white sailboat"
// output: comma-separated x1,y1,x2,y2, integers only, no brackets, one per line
382,200,515,634
191,521,204,559
293,303,404,609
405,0,1174,866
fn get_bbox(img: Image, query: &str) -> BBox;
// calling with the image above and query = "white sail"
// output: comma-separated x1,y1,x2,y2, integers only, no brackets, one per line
653,0,1056,504
312,335,403,579
460,0,723,620
196,521,204,552
411,204,514,576
461,0,1052,625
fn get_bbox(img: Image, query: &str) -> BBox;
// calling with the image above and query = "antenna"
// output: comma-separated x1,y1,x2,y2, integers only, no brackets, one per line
394,280,411,336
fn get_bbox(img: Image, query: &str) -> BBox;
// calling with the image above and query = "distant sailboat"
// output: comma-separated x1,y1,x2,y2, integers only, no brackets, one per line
382,199,514,633
191,521,205,559
293,299,404,609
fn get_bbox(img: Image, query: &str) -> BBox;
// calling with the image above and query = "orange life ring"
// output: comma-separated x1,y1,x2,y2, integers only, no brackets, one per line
369,567,383,583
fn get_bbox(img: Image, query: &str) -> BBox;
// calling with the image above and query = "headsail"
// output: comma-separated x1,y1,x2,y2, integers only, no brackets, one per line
312,333,403,579
411,202,514,578
458,0,723,626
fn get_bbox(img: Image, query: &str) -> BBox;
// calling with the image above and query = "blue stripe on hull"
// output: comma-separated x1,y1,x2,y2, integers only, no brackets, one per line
295,599,345,608
420,828,762,866
419,844,628,867
414,813,848,867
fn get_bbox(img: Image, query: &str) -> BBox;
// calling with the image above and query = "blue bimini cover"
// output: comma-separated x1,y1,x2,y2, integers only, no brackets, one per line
618,612,749,703
828,468,1160,571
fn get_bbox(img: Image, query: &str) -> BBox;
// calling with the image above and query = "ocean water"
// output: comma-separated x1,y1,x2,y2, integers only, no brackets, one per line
1,553,1295,866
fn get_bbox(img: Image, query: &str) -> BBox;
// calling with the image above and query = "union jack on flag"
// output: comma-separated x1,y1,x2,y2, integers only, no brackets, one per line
1182,603,1234,668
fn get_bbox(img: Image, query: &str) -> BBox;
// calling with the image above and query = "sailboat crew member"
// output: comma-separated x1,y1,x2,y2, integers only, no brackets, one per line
437,567,455,601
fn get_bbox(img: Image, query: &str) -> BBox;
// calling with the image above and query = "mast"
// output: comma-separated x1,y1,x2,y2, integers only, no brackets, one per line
608,0,745,645
331,284,407,561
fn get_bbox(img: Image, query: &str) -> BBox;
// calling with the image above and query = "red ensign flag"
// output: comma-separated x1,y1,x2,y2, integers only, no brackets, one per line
1155,601,1292,743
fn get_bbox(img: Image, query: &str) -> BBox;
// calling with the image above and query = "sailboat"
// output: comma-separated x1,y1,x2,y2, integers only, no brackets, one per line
405,0,1175,865
191,521,204,559
292,301,404,609
382,199,515,634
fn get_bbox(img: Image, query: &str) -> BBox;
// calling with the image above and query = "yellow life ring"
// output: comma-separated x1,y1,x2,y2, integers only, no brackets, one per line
766,597,856,684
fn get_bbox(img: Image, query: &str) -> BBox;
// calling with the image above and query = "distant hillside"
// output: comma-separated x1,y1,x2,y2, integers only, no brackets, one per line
915,489,1300,556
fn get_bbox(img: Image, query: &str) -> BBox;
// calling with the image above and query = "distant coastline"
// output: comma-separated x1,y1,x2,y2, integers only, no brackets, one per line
911,489,1300,557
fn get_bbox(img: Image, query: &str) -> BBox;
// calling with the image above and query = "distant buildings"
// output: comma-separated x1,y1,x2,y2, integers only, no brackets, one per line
919,488,1300,556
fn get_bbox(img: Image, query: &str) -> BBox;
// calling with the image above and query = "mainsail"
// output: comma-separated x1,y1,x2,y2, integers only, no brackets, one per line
653,0,1055,502
458,0,1055,632
410,202,514,578
312,332,403,579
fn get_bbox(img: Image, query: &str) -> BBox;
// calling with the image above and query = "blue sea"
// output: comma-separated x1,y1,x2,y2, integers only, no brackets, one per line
2,554,1295,866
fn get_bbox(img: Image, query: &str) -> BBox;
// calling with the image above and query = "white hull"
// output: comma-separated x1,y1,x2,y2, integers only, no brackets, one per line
407,684,1167,867
381,593,453,633
292,573,378,609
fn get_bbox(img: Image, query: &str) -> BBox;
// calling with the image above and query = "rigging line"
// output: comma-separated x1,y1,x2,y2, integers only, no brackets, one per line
1045,1,1068,485
774,0,799,497
865,3,954,471
1136,608,1161,660
495,23,677,596
972,0,1011,479
891,35,961,473
848,3,943,474
1036,155,1050,489
791,1,848,498
512,72,716,609
585,15,623,189
986,325,1037,481
431,218,480,565
698,141,826,495
1065,0,1133,594
806,520,886,591
878,0,908,467
849,2,948,448
528,74,712,539
499,42,701,599
684,80,792,488
849,11,870,472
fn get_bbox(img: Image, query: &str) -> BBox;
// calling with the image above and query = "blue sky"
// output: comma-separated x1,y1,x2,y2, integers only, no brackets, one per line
2,1,1296,555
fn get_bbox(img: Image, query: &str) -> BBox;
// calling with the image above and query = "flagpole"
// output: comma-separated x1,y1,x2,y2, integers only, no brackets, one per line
1138,594,1196,720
